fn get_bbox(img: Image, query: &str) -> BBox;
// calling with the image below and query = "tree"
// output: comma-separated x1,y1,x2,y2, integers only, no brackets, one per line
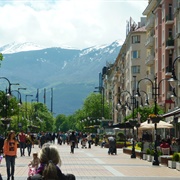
0,53,3,66
125,104,164,123
72,92,111,132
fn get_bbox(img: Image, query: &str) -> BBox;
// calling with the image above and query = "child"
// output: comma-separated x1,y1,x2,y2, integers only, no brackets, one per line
29,152,40,170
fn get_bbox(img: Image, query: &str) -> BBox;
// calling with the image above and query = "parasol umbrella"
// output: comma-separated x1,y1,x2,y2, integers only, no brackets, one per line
139,120,173,130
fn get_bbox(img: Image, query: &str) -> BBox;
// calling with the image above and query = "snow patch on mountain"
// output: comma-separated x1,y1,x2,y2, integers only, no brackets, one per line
0,42,45,54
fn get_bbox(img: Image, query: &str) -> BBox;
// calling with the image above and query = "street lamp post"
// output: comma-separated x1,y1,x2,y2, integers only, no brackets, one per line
11,90,23,130
0,77,19,95
136,76,171,166
117,103,129,148
168,55,180,87
118,76,137,158
0,77,19,135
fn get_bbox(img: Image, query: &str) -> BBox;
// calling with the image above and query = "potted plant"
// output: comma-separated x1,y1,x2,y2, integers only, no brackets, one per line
176,153,180,171
148,114,162,123
168,152,179,169
157,150,162,163
146,148,152,162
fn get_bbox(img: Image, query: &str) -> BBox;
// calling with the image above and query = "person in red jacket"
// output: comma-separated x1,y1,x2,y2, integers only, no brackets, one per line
18,130,26,156
3,130,18,180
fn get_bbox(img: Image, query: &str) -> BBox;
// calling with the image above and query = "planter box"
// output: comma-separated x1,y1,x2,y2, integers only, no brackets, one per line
147,155,152,162
160,156,172,166
105,143,129,149
123,148,143,159
176,162,180,171
168,160,176,169
143,154,147,160
151,117,161,123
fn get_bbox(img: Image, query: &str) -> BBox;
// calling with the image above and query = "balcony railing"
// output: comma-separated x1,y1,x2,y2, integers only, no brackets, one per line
166,39,174,47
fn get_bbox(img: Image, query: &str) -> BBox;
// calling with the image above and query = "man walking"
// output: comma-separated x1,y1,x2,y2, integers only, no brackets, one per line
18,130,26,156
69,131,77,154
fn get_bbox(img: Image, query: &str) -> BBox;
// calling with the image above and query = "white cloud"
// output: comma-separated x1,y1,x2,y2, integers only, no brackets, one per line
0,0,148,49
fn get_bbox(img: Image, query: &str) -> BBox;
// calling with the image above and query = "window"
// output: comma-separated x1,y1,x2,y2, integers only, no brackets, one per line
162,30,165,43
162,3,165,19
162,81,165,94
132,35,140,44
132,66,140,74
178,20,180,33
169,28,172,37
132,50,140,59
155,13,158,27
162,54,165,69
155,37,158,49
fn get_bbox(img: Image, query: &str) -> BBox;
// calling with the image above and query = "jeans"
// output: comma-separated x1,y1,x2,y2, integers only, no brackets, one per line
19,142,26,156
26,143,32,156
5,155,15,177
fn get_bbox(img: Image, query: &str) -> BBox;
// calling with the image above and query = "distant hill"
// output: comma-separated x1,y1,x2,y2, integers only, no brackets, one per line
0,41,121,116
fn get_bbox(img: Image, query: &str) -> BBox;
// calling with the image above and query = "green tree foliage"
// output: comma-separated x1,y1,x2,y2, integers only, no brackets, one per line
30,103,54,132
0,53,3,66
72,92,111,132
0,92,20,134
0,53,3,61
125,104,164,123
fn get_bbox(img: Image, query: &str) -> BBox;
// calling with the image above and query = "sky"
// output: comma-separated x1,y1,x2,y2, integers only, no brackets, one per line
0,0,148,49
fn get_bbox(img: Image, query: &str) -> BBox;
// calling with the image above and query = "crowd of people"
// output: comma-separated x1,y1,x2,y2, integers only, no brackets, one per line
0,130,109,180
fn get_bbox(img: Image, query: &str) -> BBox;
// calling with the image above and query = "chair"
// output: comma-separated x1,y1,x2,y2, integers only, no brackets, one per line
161,148,170,155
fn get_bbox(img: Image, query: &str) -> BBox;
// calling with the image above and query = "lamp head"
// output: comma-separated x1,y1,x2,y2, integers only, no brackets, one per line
136,88,141,97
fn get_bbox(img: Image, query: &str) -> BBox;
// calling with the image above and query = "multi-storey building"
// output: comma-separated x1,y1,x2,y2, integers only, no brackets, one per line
143,0,180,126
103,17,147,124
103,0,180,130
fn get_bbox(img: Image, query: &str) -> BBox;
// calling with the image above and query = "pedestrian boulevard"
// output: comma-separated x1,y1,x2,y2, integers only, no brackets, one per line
0,143,180,180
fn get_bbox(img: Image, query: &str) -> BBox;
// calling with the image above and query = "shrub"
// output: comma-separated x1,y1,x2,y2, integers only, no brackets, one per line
150,149,154,156
146,148,151,155
172,152,180,162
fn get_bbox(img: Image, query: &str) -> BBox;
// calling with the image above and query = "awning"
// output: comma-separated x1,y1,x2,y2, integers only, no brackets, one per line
112,122,133,129
163,108,180,118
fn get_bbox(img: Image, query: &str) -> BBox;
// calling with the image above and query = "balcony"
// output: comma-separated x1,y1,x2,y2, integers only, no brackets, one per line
166,39,174,50
145,54,154,65
165,66,172,76
165,14,174,25
145,15,154,30
145,36,154,48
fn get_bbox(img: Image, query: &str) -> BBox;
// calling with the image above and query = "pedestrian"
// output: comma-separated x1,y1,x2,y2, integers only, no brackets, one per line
28,152,40,170
18,130,26,156
39,132,46,148
27,144,75,180
0,134,4,155
3,130,18,180
69,131,77,154
28,152,40,176
87,133,92,148
26,132,33,156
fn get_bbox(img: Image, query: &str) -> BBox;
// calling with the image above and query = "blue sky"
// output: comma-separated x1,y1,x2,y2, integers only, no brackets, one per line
0,0,148,49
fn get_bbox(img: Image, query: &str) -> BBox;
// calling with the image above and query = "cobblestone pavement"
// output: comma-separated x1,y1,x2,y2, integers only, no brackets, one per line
0,142,180,180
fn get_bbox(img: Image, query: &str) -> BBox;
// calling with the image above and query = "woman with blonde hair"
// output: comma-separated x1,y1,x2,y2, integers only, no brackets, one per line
3,130,18,180
28,143,75,180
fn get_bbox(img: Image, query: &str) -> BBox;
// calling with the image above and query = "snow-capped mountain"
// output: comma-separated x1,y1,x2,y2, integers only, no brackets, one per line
0,40,123,54
0,40,122,115
0,42,45,54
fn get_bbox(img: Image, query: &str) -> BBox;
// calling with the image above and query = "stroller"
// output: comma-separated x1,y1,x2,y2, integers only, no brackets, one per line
108,136,117,155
